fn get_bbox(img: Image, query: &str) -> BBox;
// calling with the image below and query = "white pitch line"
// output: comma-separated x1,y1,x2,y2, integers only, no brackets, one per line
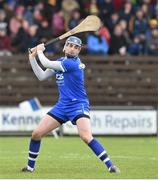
112,155,158,161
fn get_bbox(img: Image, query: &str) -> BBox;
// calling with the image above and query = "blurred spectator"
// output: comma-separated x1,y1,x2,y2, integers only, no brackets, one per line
87,30,109,55
146,19,158,38
98,0,114,27
155,2,158,18
141,3,155,20
119,19,131,45
129,8,148,38
32,7,44,26
84,0,99,15
99,21,111,45
61,0,80,23
109,24,127,55
129,8,148,53
128,36,143,55
40,1,55,23
145,27,158,55
27,25,39,49
0,0,158,56
9,8,24,37
0,9,8,33
23,6,34,25
51,10,65,36
0,26,12,56
37,19,52,43
68,9,81,30
119,1,133,23
11,20,36,53
3,0,16,22
105,12,119,33
98,0,114,17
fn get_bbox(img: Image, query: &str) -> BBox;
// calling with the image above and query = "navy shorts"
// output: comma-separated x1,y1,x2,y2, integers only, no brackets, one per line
47,101,90,125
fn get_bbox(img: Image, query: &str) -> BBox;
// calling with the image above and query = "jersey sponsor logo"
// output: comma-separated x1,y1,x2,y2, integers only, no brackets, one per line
56,73,64,86
56,74,64,80
79,63,85,69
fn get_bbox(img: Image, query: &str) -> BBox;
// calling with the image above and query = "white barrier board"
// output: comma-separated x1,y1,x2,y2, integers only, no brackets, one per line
0,107,48,131
0,108,157,135
63,110,157,135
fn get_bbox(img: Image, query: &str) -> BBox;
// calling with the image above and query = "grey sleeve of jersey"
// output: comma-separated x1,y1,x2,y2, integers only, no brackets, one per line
37,51,65,72
29,56,55,81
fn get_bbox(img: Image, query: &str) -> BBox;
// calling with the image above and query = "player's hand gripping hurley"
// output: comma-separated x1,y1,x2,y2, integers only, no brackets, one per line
28,15,101,53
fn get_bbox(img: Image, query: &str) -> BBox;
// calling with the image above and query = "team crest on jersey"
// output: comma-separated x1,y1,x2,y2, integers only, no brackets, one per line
79,63,86,69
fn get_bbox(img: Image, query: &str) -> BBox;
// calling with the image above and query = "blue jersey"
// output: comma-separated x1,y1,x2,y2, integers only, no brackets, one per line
55,56,89,104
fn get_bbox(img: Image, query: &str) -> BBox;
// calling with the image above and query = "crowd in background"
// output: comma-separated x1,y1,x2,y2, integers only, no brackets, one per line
0,0,158,56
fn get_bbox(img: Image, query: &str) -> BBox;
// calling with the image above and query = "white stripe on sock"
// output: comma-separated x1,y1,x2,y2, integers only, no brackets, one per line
29,150,39,155
28,157,36,161
103,157,110,163
98,150,106,158
27,165,34,172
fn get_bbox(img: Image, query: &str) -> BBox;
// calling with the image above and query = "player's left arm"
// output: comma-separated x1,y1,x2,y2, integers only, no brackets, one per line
36,43,65,72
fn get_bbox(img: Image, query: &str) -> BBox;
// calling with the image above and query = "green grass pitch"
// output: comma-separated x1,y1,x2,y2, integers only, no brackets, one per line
0,136,158,179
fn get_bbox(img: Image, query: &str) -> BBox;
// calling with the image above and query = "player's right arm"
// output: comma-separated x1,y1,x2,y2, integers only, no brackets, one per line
36,44,65,72
29,47,55,81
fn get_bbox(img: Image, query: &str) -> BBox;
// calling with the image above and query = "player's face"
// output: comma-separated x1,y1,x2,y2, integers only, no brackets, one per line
64,43,81,57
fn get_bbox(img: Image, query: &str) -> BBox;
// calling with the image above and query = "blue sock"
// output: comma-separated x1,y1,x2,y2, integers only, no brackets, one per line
27,139,41,170
88,138,113,169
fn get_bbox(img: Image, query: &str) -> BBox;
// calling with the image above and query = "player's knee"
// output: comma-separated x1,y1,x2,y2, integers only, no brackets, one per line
80,133,93,144
32,129,42,140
